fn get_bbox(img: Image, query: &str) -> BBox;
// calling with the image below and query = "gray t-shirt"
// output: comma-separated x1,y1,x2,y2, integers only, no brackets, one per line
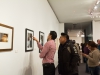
86,49,100,67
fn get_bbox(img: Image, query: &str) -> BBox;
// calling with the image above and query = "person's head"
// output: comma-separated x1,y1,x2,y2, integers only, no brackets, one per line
87,41,97,50
97,39,100,45
47,31,57,41
72,40,76,44
59,33,69,44
77,43,79,46
84,42,88,47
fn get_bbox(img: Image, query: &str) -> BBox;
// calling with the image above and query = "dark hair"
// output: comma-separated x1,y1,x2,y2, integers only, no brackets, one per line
72,40,76,44
50,31,57,40
97,39,99,42
84,42,88,47
97,39,100,42
87,41,97,48
61,33,69,40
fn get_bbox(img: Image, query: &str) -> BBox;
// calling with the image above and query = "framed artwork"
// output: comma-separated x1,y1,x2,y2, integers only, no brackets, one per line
39,31,44,53
25,28,34,52
0,23,14,51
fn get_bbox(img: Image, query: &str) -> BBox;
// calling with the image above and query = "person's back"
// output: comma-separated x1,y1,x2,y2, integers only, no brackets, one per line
74,43,80,55
41,40,56,63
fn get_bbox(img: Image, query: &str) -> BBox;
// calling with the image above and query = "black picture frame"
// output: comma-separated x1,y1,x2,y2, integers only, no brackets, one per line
39,31,44,53
25,28,34,52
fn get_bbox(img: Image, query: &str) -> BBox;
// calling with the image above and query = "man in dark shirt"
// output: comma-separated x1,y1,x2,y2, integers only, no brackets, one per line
58,33,79,75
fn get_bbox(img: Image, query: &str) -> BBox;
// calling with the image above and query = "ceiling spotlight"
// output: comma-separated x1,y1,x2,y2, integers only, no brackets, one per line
81,35,84,37
94,6,97,9
77,34,79,37
97,1,100,4
96,15,98,18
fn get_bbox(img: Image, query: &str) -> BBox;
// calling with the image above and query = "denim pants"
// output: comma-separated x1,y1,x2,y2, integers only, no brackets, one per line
89,66,99,75
85,58,90,73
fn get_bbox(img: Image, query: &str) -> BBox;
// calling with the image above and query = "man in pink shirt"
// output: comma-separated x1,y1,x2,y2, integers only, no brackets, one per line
33,31,57,75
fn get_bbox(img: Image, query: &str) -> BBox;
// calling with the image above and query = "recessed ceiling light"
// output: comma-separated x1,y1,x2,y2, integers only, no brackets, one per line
96,15,98,18
94,6,97,9
97,1,100,4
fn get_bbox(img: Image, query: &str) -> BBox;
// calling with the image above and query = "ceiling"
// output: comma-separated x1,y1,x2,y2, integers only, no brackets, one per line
47,0,97,23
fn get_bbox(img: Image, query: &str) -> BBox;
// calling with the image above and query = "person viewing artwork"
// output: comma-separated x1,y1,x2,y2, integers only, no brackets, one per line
33,31,57,75
0,33,8,42
82,41,100,75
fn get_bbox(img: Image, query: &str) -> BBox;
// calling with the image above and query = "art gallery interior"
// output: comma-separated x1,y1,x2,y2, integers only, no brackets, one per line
0,0,100,75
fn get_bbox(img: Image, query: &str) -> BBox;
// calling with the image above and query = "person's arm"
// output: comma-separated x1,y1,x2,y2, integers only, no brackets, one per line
33,37,44,50
37,41,43,50
33,37,50,58
85,51,99,63
62,45,72,74
39,42,50,58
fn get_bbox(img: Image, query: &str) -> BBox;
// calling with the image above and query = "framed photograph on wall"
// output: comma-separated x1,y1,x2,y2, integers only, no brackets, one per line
0,23,14,51
39,31,44,53
25,28,34,52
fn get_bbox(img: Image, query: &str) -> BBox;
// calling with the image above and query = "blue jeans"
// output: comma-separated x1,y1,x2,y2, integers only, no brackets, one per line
85,58,90,73
89,66,99,75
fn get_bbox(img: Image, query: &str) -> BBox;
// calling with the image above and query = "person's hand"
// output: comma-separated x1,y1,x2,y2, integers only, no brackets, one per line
33,37,38,42
82,53,87,57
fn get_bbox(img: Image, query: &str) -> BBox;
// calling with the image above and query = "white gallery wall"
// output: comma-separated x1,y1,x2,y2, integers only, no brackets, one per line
59,23,64,33
93,21,100,43
0,0,62,75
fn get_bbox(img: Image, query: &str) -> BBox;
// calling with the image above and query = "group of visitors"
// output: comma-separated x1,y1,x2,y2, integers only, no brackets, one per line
32,31,100,75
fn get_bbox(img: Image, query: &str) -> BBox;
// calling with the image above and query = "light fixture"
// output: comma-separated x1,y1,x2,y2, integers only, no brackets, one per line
97,0,100,4
81,35,84,37
77,34,79,37
94,6,97,9
90,0,100,19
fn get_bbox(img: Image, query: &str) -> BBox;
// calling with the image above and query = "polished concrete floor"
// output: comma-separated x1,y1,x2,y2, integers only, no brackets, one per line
55,63,90,75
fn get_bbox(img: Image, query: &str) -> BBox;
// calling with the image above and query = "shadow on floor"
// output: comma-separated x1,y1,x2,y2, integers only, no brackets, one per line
55,63,90,75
